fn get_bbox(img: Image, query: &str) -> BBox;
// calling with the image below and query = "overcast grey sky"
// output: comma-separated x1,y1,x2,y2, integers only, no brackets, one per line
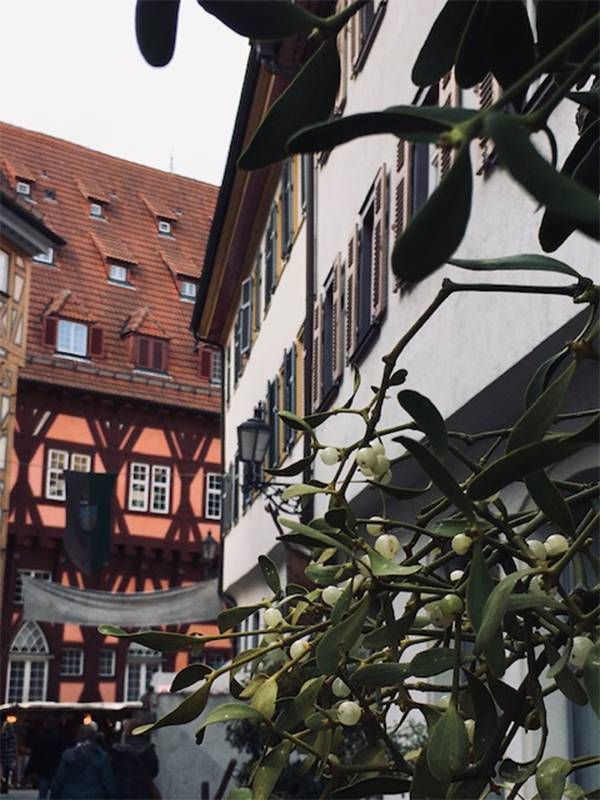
1,0,249,186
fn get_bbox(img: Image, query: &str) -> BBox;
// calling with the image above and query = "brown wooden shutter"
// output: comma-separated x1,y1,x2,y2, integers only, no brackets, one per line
295,326,304,419
199,346,212,378
332,254,343,382
393,141,412,245
371,164,388,322
43,316,57,347
335,0,348,113
89,326,104,358
138,336,150,369
476,73,501,174
349,6,360,69
345,226,359,362
311,298,322,410
438,69,461,179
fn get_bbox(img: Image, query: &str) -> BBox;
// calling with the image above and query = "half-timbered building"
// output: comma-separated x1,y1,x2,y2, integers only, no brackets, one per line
1,122,225,705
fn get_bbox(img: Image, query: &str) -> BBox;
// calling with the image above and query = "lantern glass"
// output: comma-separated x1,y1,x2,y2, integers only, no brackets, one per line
237,416,270,465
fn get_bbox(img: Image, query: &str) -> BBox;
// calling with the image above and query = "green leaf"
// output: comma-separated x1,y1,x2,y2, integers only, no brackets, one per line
218,605,263,634
332,777,411,799
525,471,575,537
467,544,506,676
568,90,600,117
331,581,353,626
584,642,600,717
395,435,473,518
412,1,477,86
449,253,582,279
411,749,450,799
170,663,212,692
265,454,315,478
251,677,278,719
135,682,211,734
486,114,600,236
392,145,472,283
196,703,266,737
277,409,313,433
536,0,588,61
316,594,370,674
258,555,281,595
410,648,458,677
303,410,336,429
487,0,534,107
198,1,322,40
281,483,325,501
474,569,532,656
429,519,472,538
279,517,354,556
275,676,325,731
398,389,448,459
363,607,417,649
239,39,340,170
226,788,253,800
426,703,470,782
536,757,571,800
368,481,431,500
454,1,490,88
525,349,569,408
544,641,587,706
499,758,537,782
367,548,422,578
447,776,490,800
253,740,293,800
488,676,519,713
288,106,476,153
97,626,201,652
351,662,411,688
304,562,345,585
135,0,181,67
463,671,497,760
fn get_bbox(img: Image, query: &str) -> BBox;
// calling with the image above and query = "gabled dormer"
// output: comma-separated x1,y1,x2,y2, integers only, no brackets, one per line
42,290,104,359
141,194,177,237
90,232,137,287
77,179,110,220
121,307,170,373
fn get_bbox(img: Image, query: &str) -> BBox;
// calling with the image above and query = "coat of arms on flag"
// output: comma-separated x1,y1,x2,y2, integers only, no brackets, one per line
64,471,116,576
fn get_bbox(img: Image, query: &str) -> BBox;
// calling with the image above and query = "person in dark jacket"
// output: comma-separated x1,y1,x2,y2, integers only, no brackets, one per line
0,721,17,794
27,720,64,799
50,724,115,800
110,720,159,800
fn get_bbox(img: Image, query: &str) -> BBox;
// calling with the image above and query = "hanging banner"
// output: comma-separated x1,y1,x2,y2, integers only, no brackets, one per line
64,471,116,576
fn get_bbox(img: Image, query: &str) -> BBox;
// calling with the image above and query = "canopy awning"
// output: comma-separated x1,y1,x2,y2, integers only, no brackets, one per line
0,701,142,712
23,577,222,626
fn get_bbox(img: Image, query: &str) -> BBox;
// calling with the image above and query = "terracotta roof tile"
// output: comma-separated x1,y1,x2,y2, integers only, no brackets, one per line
122,306,168,338
2,156,37,183
0,121,220,413
76,178,111,204
45,290,95,322
140,193,177,221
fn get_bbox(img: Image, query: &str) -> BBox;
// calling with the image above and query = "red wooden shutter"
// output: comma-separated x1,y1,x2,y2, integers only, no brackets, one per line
438,69,461,178
311,298,322,410
199,347,212,378
152,340,167,372
345,225,359,362
335,0,348,114
43,316,58,347
89,326,104,358
476,73,501,174
137,336,150,369
371,164,388,322
332,254,343,382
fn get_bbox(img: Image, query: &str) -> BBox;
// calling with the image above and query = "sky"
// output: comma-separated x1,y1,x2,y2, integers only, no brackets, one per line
1,0,249,186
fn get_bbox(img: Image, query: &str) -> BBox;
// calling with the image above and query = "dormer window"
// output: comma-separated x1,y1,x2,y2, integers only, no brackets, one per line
33,247,54,265
158,219,172,236
16,181,31,197
180,280,197,301
134,336,168,373
90,202,103,218
108,263,128,284
57,319,88,357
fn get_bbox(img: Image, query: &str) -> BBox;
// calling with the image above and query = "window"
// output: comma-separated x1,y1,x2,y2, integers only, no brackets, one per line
158,219,172,235
14,570,52,605
233,317,242,384
33,247,54,265
128,462,171,514
253,253,262,333
322,282,335,400
267,379,279,469
109,263,128,283
125,642,162,702
264,204,277,309
210,350,222,385
205,473,222,519
90,202,103,218
239,278,252,355
358,202,374,345
180,281,197,300
16,181,31,196
57,319,88,357
150,465,171,514
0,250,9,294
60,648,84,676
283,346,296,451
411,142,430,216
225,345,231,404
134,336,168,372
99,649,116,677
6,622,49,704
45,449,91,500
280,159,294,257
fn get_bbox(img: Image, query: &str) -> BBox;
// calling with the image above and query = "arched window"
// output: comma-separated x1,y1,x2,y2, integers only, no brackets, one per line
124,641,162,702
6,622,50,703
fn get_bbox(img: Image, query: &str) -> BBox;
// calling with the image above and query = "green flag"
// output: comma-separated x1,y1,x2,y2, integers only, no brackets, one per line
64,471,116,576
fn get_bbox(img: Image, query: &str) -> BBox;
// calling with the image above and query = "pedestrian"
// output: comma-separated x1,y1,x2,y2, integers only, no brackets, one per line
110,720,160,800
0,721,17,794
27,720,64,799
50,724,115,799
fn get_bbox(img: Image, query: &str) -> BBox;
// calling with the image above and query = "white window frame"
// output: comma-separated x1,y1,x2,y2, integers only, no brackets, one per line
33,247,54,265
16,181,31,196
6,658,49,703
108,263,128,283
129,462,150,512
90,202,103,218
15,570,52,605
57,319,88,357
180,280,197,300
124,653,162,702
45,450,91,500
150,464,171,514
99,649,116,677
60,648,84,676
0,250,9,294
158,219,172,235
205,473,222,519
210,350,222,385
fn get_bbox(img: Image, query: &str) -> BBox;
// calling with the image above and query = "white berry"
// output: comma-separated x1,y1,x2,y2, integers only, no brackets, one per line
320,447,340,466
263,632,282,645
379,470,392,485
451,533,472,555
264,608,283,628
289,639,310,660
544,533,569,558
372,455,391,477
366,516,385,536
352,574,366,592
359,466,374,477
440,594,463,616
450,569,464,582
436,694,450,709
570,636,594,669
357,554,372,576
371,441,386,456
332,678,351,698
425,602,452,628
356,447,377,470
322,586,343,606
464,719,475,743
526,539,547,561
375,534,401,560
338,700,362,726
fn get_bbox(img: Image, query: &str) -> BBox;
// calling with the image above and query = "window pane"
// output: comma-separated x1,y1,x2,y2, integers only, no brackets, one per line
7,661,25,703
99,649,116,677
28,662,47,701
126,663,142,701
0,250,9,294
57,320,88,357
60,649,83,676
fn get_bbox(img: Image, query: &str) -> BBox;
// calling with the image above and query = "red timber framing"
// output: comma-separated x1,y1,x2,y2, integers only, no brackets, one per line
2,381,225,704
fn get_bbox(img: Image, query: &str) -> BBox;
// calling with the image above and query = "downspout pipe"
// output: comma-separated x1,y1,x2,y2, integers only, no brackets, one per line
302,153,315,522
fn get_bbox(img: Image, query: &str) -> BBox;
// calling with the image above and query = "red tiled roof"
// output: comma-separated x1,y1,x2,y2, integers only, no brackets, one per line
140,193,177,221
45,290,95,322
0,121,220,412
76,178,111,204
122,306,168,338
2,155,37,183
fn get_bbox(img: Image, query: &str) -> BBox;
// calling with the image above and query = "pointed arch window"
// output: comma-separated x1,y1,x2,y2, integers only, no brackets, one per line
124,640,162,702
6,622,50,703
